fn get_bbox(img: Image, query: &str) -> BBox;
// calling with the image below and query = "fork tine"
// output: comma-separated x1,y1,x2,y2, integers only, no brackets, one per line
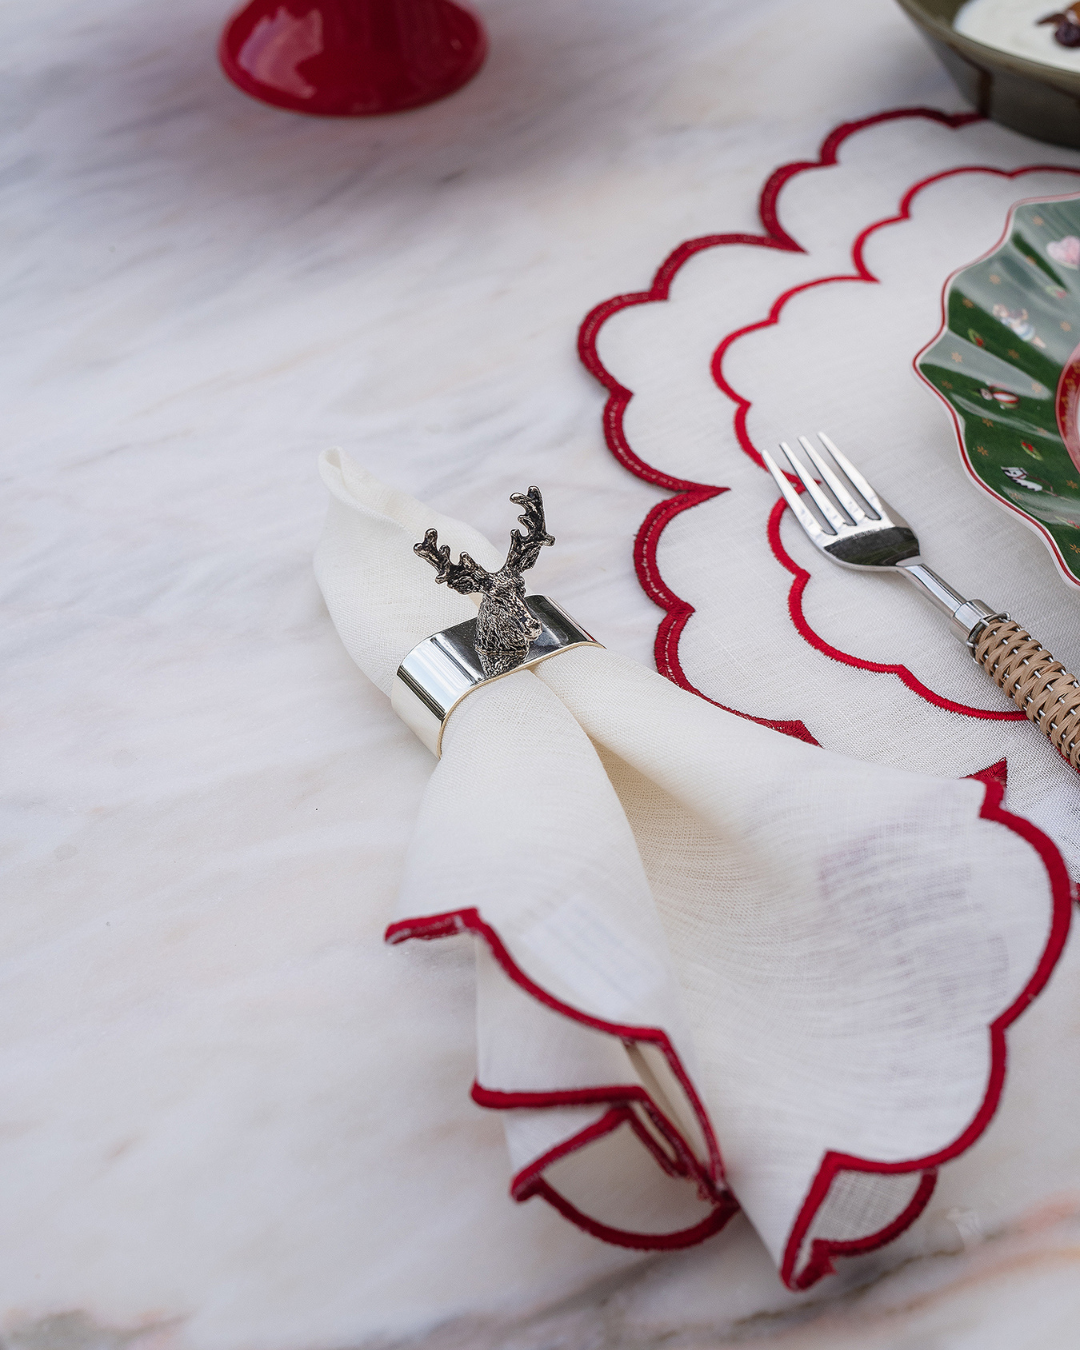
779,440,848,533
798,436,871,523
816,432,886,519
762,447,831,542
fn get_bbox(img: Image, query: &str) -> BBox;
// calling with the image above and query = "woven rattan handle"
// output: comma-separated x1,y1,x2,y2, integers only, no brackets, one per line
972,617,1080,769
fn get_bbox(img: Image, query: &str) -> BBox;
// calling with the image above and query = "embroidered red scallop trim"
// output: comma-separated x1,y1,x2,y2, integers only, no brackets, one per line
578,107,1080,726
565,105,1072,1278
716,162,1080,711
782,772,1071,1286
386,905,735,1249
489,1094,738,1249
385,762,1071,1281
472,1083,691,1178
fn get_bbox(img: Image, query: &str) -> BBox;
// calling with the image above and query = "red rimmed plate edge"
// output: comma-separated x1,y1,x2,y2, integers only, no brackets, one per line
913,186,1080,591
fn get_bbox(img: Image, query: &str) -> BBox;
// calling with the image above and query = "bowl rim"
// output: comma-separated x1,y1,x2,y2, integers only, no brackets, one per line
914,187,1080,590
895,0,1080,92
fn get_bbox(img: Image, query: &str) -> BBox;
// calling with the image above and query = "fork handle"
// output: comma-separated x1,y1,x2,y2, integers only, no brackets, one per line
972,617,1080,769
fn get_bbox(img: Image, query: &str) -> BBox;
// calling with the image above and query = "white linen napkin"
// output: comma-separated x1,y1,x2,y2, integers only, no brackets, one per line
315,447,1071,1289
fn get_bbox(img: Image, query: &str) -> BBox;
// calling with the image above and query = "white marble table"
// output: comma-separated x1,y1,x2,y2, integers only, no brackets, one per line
4,0,1080,1347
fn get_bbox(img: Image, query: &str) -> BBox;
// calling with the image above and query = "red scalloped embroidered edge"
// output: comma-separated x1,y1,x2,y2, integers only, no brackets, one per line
386,763,1070,1282
632,486,822,743
499,1097,739,1249
574,114,972,741
716,162,1080,715
577,106,1080,726
472,1083,693,1178
780,773,1073,1288
386,906,735,1249
767,490,1017,719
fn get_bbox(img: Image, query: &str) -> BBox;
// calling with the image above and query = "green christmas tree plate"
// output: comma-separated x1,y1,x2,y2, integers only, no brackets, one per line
916,193,1080,588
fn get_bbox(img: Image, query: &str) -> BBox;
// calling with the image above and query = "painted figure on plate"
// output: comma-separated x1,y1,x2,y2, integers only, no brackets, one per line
979,385,1020,407
1003,465,1056,494
992,304,1047,348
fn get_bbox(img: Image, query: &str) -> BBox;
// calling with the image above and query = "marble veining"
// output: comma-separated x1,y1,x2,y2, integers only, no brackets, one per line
3,0,1079,1347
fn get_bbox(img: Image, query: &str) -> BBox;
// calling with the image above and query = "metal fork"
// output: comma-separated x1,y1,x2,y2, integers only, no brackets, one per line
762,432,1080,768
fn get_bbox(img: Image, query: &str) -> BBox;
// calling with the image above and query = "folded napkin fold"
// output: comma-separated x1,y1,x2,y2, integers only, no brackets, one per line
315,448,1071,1289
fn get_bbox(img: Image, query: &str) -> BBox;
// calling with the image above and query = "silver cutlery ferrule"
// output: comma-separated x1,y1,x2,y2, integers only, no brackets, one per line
895,562,1005,646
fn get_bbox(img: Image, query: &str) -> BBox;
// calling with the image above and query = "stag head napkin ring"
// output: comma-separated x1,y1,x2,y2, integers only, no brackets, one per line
390,487,601,755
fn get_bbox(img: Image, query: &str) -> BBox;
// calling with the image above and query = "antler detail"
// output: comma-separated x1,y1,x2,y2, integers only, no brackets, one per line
504,486,554,574
413,489,555,675
413,529,492,595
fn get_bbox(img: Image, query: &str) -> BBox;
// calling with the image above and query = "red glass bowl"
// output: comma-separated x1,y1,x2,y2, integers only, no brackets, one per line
219,0,487,117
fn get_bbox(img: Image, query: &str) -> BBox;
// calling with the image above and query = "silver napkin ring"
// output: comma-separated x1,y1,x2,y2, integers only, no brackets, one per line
392,595,601,756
